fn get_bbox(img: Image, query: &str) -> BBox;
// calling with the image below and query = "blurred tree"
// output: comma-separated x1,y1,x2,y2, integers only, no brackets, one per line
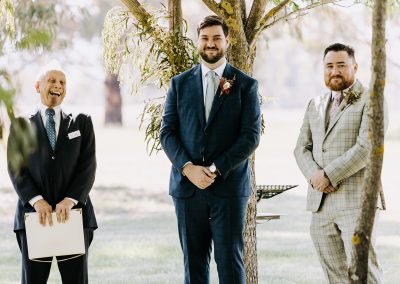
1,0,63,172
349,0,388,283
0,0,99,172
103,0,398,282
104,74,123,125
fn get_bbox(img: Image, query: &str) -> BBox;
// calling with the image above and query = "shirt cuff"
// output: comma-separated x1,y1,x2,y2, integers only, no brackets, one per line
29,195,44,207
66,197,78,206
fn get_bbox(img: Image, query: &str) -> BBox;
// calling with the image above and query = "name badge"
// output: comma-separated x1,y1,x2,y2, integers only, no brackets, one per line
68,130,81,140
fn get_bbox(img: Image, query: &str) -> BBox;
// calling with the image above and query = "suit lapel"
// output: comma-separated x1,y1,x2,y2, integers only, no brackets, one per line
31,111,53,151
325,98,351,136
205,63,234,128
190,65,206,129
324,80,364,137
55,111,72,151
320,93,331,134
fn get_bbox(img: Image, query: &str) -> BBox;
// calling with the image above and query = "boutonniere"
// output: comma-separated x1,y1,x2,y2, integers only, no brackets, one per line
219,74,236,97
343,88,362,105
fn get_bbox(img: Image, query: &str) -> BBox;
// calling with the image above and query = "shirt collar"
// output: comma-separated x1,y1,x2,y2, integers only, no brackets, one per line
201,58,227,79
39,104,62,116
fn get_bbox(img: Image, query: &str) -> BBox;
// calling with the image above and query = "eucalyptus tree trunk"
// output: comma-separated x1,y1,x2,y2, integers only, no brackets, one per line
226,22,258,284
348,0,387,283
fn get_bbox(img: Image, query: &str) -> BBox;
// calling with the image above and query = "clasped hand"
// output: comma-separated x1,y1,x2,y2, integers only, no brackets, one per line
183,164,217,190
33,198,75,226
309,169,337,194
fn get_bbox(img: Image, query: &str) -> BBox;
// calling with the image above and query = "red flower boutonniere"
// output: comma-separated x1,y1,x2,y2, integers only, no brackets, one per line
219,75,236,97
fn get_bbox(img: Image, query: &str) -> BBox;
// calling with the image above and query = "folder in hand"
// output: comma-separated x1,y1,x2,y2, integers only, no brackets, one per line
24,209,85,260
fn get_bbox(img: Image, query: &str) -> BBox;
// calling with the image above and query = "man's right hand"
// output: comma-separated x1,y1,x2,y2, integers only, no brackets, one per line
33,199,53,226
183,164,216,189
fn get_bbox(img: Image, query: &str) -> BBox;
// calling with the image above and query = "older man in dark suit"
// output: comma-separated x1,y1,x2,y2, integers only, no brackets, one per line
160,15,261,284
7,62,97,284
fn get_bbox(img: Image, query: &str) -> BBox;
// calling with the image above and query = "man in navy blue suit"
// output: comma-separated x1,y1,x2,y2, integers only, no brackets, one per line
160,15,261,284
8,62,97,284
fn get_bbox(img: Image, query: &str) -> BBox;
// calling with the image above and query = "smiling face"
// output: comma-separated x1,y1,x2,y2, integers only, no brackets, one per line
35,70,66,108
324,50,358,91
197,25,229,66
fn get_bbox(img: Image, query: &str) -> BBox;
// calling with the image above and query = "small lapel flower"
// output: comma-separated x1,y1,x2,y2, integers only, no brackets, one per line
219,74,236,97
343,88,362,105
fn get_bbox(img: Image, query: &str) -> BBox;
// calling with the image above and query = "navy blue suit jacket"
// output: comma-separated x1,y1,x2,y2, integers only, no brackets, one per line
8,111,97,231
160,63,261,198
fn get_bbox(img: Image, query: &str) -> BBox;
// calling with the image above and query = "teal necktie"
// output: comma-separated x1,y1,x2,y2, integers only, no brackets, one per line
45,108,56,150
205,71,217,122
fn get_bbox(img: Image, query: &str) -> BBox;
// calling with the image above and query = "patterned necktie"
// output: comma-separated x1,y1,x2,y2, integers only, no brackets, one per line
205,71,217,122
45,108,56,150
329,92,343,122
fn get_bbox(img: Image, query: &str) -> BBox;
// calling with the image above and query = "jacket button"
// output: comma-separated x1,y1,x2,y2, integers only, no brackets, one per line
52,156,55,160
322,149,326,153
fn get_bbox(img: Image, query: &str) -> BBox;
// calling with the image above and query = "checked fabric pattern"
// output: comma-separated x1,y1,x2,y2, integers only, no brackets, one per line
45,108,56,150
294,80,385,212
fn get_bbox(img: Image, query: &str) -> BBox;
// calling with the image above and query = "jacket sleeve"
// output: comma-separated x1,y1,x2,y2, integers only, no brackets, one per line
7,118,41,206
213,79,261,179
65,115,96,204
293,100,322,181
160,78,192,172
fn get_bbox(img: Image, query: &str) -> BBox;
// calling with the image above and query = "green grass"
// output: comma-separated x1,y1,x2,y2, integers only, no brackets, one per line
1,186,399,284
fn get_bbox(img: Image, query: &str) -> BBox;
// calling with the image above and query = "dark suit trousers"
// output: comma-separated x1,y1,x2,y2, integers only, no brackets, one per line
16,228,94,284
173,189,249,284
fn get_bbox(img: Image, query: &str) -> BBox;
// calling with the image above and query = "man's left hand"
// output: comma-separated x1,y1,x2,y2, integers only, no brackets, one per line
55,198,75,223
310,170,331,191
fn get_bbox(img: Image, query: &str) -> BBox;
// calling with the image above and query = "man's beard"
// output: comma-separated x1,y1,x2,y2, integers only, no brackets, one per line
326,76,353,91
199,48,224,64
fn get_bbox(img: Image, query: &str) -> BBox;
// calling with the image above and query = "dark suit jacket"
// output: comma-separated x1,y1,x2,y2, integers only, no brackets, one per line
8,110,97,231
160,63,261,198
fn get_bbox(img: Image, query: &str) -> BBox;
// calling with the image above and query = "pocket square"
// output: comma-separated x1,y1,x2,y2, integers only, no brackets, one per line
68,130,81,140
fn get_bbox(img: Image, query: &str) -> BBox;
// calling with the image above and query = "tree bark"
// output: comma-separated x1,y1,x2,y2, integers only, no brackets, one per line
168,0,182,33
348,0,387,283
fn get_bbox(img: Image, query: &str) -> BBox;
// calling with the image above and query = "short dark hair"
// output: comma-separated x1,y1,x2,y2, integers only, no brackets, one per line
323,43,355,60
197,15,229,37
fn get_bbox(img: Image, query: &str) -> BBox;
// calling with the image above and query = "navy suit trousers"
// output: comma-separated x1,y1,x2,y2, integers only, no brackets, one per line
173,189,248,284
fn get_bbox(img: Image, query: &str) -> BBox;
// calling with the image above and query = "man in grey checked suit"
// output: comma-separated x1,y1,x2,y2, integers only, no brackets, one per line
294,43,384,283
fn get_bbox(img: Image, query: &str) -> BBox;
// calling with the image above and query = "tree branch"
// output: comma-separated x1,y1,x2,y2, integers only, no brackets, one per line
240,0,247,26
246,0,267,43
249,0,339,49
168,0,182,32
247,0,291,46
120,0,153,24
202,0,224,17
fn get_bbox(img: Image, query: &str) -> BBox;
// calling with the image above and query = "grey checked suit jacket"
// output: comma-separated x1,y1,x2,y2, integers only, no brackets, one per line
294,80,385,212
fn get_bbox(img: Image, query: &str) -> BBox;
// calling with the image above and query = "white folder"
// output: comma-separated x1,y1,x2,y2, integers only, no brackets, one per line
24,209,85,260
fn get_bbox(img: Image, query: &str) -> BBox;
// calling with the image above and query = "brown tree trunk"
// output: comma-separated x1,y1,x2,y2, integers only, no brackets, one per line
168,0,182,32
104,74,122,125
348,0,387,282
227,26,258,283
